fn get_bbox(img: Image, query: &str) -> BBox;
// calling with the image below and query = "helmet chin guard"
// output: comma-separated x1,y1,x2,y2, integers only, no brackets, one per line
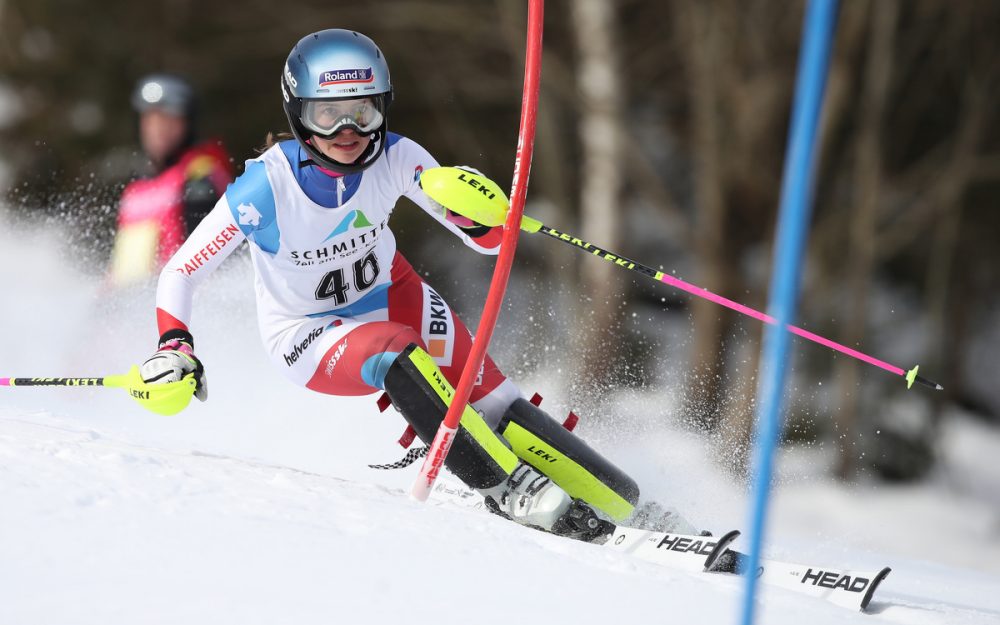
280,29,394,174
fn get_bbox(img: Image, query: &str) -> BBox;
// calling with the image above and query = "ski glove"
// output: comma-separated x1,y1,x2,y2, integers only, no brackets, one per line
428,198,494,238
140,329,208,401
443,166,495,237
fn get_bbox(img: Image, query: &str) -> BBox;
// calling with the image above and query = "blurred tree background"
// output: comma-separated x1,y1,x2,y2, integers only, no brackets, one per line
1,0,998,482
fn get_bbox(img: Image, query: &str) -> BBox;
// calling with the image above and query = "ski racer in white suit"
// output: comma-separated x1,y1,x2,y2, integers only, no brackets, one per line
139,28,652,541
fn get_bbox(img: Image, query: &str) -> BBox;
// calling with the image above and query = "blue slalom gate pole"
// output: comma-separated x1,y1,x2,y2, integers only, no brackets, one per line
739,1,840,624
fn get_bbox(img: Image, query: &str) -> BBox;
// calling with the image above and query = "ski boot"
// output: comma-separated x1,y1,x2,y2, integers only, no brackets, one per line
482,463,615,543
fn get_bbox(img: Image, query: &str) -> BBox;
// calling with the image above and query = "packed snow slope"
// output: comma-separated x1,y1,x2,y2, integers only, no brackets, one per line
2,221,999,624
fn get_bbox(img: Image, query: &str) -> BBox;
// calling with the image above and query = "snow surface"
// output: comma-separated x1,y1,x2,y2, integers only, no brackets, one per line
2,219,999,624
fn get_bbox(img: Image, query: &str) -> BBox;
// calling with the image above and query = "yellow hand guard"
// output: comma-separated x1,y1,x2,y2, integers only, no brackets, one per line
419,166,542,233
105,365,198,416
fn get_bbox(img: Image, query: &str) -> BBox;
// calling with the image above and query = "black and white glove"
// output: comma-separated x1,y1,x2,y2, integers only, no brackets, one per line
140,329,207,401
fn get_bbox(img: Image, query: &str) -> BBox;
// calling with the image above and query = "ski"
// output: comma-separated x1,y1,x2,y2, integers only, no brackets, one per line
708,548,891,612
605,525,741,573
429,480,890,612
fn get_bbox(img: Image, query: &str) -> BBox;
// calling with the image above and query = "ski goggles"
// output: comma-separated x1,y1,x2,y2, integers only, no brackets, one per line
300,97,384,136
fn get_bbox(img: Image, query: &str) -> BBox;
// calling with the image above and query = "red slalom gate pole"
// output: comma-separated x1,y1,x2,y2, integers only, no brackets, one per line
411,0,545,501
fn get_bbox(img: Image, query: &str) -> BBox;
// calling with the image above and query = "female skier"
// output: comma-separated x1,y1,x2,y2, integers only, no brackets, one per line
139,29,642,541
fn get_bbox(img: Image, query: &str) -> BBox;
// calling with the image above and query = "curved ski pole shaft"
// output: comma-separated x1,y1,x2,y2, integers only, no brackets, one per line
527,223,941,391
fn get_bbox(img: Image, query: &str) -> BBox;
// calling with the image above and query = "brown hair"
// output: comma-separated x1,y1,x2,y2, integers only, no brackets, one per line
257,131,294,153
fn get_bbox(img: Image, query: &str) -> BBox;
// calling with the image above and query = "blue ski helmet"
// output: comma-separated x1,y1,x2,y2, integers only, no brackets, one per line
281,29,393,174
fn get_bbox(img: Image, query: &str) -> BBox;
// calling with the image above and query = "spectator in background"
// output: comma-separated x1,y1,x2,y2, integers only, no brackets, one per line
108,73,233,287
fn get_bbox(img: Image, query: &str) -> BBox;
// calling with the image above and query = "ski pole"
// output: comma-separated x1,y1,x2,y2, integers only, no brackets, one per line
1,366,198,415
419,166,942,391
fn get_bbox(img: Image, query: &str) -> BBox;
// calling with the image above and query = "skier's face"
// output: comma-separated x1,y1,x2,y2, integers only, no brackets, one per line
311,129,371,165
139,109,188,167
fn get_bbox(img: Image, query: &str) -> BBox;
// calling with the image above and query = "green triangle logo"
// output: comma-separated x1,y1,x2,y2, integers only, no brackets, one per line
352,210,373,229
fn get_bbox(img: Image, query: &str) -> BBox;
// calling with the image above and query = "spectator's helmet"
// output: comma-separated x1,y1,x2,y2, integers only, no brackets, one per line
281,29,393,174
131,73,198,164
131,73,197,119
